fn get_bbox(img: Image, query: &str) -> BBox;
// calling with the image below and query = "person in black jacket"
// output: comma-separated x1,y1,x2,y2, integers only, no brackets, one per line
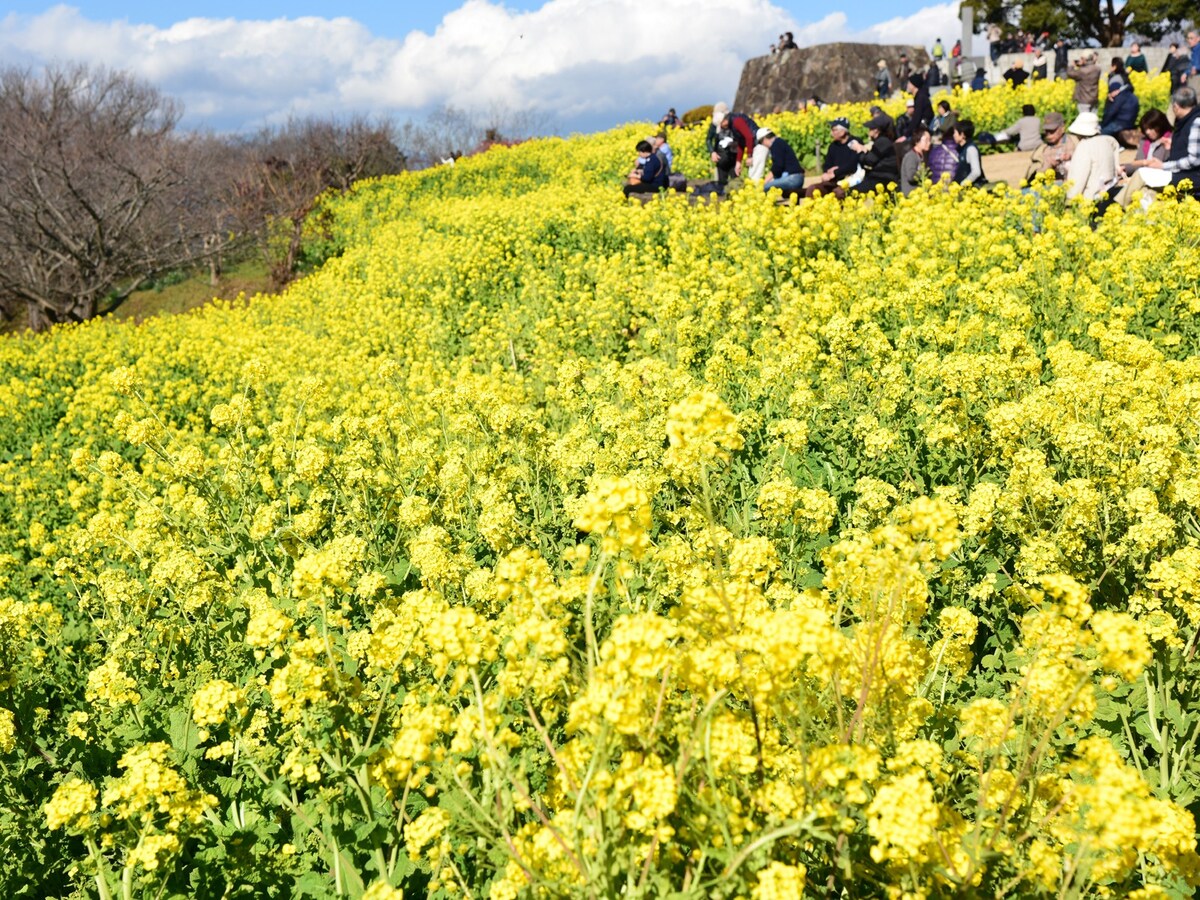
850,113,900,192
623,140,668,197
758,128,805,198
1053,38,1070,78
1163,44,1191,93
907,73,934,129
805,117,861,198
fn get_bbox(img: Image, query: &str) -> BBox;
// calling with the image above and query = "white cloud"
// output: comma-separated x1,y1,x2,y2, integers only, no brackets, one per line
0,1,962,133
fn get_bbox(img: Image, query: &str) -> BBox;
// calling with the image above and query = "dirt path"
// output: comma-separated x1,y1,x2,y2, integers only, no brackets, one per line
795,147,1135,188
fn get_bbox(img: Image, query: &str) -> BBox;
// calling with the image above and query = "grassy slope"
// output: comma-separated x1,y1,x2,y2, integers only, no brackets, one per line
0,258,275,335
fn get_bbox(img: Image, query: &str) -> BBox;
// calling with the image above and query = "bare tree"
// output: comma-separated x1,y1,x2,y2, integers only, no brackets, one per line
0,65,205,330
228,115,405,288
395,103,553,170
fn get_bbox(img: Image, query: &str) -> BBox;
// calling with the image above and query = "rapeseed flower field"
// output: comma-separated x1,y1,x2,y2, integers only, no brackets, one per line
2,75,1199,899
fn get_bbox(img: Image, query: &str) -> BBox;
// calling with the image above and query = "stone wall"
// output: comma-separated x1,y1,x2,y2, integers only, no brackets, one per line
733,43,931,113
992,47,1170,81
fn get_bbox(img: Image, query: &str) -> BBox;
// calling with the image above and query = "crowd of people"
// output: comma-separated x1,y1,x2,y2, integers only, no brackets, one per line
625,79,1200,210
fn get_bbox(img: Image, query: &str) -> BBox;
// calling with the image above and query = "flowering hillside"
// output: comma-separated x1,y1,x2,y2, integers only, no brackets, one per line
1,75,1199,900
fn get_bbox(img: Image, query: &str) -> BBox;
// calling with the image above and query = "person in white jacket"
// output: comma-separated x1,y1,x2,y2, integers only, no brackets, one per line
1064,112,1121,200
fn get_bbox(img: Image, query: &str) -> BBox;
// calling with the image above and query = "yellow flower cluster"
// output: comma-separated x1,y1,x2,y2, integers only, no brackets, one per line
3,89,1199,899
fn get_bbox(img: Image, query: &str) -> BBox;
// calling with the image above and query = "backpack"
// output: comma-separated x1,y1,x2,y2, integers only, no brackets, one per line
668,173,688,192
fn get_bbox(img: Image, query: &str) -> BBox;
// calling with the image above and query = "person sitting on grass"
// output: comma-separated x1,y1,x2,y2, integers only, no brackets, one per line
1024,111,1076,182
623,140,668,198
805,117,861,198
951,120,988,187
1111,108,1172,207
927,126,960,186
992,104,1042,151
758,127,805,199
899,126,933,196
849,113,900,193
1064,112,1121,201
1141,86,1200,200
1100,75,1140,147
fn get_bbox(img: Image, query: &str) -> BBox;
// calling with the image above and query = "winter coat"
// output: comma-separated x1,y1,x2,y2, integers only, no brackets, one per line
1067,64,1101,106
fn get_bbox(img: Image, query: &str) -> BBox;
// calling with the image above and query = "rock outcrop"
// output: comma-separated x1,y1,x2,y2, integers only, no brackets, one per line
734,43,932,113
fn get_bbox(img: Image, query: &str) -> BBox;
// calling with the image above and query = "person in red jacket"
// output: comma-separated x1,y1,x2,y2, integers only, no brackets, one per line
718,111,759,176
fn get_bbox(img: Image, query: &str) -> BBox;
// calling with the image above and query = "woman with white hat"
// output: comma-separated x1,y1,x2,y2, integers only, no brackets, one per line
1064,111,1121,200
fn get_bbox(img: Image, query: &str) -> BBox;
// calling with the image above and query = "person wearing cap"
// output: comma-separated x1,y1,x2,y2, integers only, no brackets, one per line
758,128,804,198
1143,86,1200,199
848,113,900,192
805,117,861,198
1064,112,1120,200
907,72,934,131
1067,52,1102,113
1100,75,1139,145
746,130,770,182
1024,111,1077,182
991,104,1042,152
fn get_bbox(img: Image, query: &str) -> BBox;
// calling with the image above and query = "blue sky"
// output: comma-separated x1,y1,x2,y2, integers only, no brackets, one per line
0,2,964,132
2,1,939,37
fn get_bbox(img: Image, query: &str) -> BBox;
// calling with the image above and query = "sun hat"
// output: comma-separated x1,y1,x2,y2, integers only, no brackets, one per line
756,127,774,143
1068,112,1100,137
1041,111,1065,132
864,113,892,131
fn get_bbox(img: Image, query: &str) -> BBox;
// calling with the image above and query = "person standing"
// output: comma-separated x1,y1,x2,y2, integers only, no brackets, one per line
1189,31,1200,79
758,128,805,198
1004,59,1030,87
710,115,738,191
1124,43,1148,74
1032,49,1048,80
1164,44,1190,91
895,53,913,92
1053,38,1070,80
875,59,893,98
1067,52,1102,113
908,73,934,129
